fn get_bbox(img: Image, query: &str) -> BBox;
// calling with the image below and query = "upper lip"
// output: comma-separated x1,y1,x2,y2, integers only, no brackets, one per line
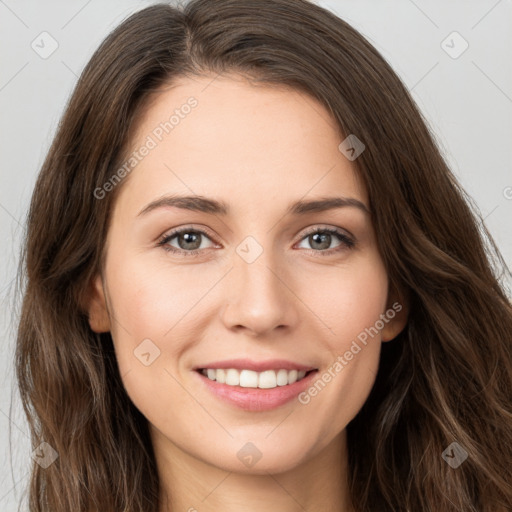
194,359,317,372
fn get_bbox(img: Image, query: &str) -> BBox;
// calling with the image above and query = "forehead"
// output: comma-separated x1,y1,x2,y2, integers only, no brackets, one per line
117,74,368,216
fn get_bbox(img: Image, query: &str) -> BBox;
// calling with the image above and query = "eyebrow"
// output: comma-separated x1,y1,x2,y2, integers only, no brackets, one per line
137,194,371,217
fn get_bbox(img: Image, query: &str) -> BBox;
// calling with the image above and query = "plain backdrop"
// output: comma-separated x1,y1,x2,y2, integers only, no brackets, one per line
1,0,511,510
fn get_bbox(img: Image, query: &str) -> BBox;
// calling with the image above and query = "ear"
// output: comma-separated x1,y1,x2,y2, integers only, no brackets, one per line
381,282,409,342
84,274,111,333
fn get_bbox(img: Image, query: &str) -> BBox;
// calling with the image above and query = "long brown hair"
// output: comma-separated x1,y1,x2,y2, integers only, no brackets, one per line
15,0,512,510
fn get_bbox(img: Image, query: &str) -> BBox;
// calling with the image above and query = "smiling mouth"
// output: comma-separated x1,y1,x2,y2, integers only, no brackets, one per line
196,368,318,389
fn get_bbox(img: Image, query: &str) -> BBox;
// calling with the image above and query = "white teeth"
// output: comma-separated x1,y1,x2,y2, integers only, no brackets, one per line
276,369,288,386
225,369,240,386
258,370,277,389
239,370,259,388
216,369,226,384
200,368,311,388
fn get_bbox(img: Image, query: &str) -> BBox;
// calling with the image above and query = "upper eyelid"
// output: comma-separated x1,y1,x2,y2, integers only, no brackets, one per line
160,225,219,244
300,224,353,238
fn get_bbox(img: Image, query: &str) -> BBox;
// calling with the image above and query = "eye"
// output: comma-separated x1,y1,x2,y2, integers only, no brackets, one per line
157,227,217,257
295,227,355,256
157,225,356,257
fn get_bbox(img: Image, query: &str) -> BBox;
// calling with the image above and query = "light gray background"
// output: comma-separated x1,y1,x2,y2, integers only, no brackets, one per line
1,0,511,510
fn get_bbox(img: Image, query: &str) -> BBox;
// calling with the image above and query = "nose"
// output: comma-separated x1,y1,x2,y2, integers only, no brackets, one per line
220,248,300,337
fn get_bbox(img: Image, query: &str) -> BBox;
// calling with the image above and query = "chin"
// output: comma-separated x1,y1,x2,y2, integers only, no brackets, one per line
197,435,313,476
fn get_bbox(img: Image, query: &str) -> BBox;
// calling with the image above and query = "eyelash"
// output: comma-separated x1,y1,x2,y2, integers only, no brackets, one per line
157,225,356,258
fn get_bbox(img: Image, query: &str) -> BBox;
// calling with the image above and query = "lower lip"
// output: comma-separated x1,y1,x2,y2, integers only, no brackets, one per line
194,369,319,412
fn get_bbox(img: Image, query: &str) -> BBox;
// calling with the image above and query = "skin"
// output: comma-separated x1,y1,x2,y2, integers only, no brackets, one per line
86,73,408,512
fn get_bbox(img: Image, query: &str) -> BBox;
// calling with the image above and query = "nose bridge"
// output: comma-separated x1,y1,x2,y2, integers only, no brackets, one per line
220,234,297,334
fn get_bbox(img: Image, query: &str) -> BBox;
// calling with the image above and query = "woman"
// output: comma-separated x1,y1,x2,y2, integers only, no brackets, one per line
15,0,512,510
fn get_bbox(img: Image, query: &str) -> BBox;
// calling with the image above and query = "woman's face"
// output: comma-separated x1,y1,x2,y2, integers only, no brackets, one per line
87,74,407,474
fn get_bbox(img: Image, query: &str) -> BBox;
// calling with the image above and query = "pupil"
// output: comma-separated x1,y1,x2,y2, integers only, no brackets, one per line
181,232,201,250
311,233,330,250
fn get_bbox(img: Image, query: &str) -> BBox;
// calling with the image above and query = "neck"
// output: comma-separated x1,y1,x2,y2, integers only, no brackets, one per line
152,426,355,512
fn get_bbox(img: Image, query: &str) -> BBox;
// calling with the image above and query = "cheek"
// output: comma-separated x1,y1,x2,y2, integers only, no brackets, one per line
294,256,388,434
298,254,389,349
107,253,214,340
104,255,220,414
